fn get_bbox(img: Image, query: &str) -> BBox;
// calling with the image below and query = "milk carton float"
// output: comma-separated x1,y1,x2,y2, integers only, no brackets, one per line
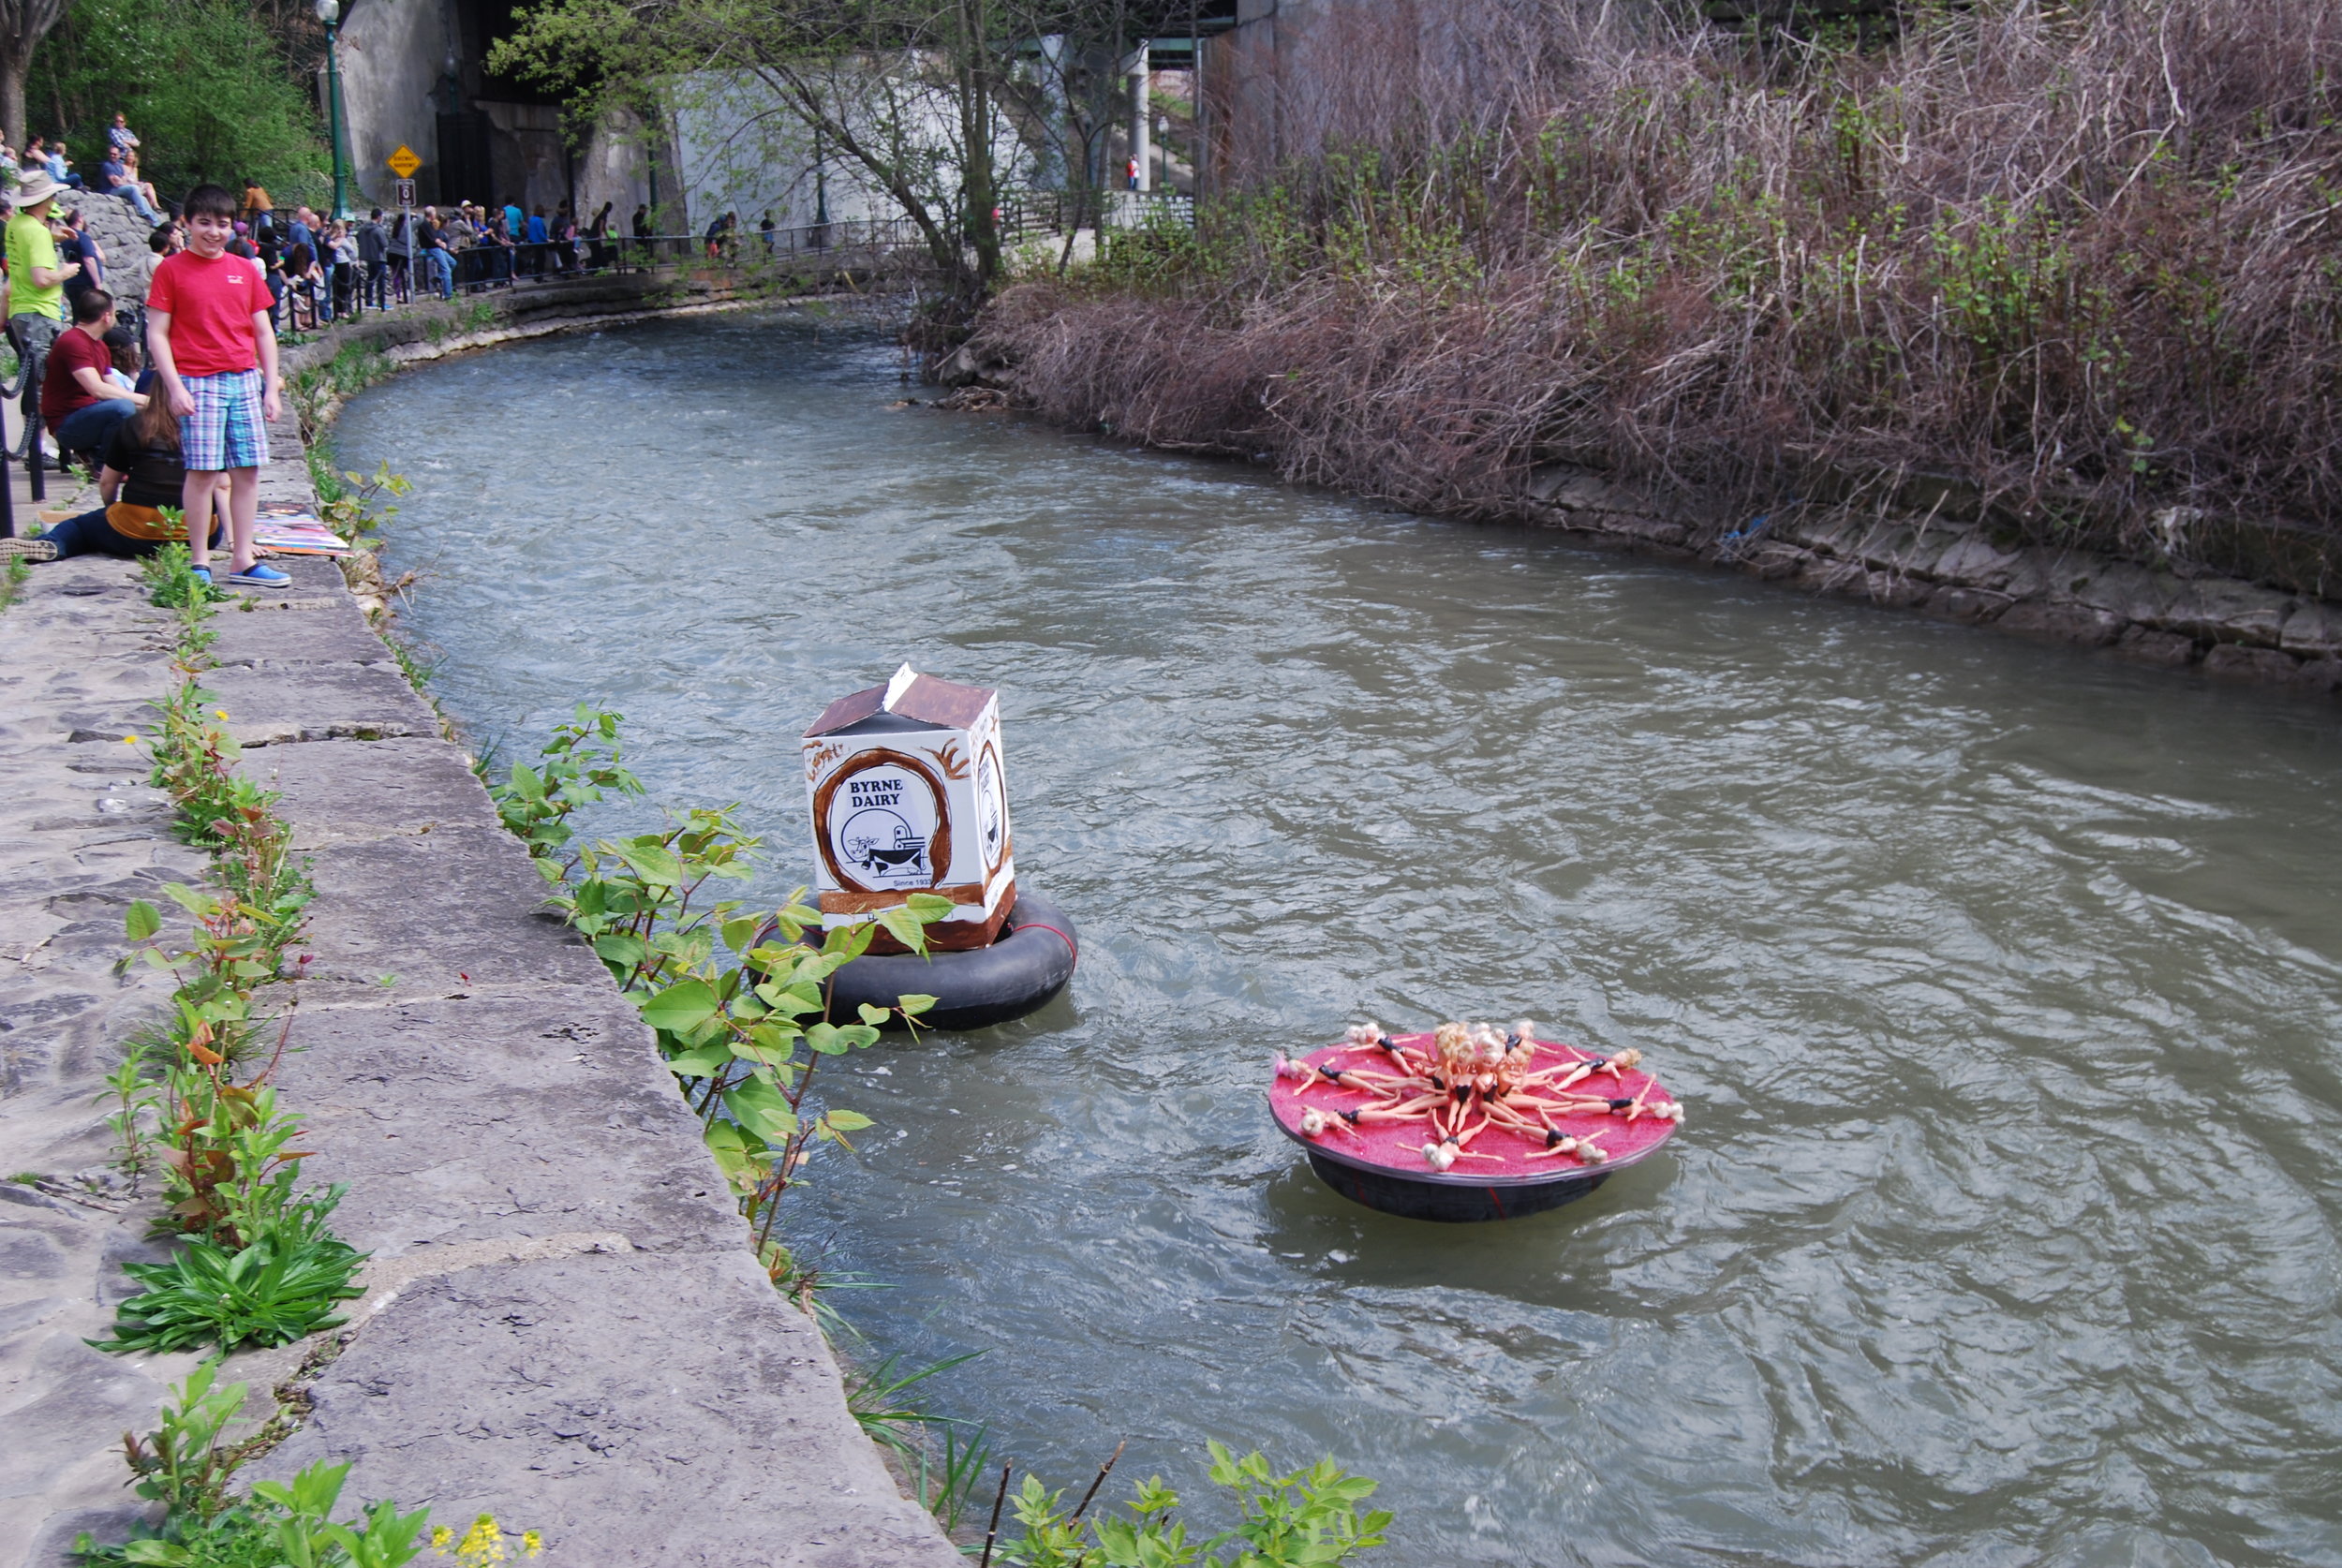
802,664,1015,953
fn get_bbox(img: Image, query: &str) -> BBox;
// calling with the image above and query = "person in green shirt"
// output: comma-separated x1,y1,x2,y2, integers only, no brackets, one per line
7,170,81,437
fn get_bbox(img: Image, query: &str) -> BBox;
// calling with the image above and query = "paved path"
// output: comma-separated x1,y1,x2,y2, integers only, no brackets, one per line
1,392,960,1564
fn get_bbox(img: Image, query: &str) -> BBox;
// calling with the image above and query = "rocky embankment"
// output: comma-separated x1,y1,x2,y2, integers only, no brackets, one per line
1517,466,2342,690
940,339,2342,695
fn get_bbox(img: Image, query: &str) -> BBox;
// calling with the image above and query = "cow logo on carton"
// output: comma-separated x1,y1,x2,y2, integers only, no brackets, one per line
802,665,1014,952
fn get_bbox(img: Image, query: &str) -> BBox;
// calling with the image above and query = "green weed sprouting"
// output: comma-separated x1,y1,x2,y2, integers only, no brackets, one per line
990,1443,1392,1568
89,1188,363,1354
73,1362,442,1568
97,572,344,1362
142,540,221,612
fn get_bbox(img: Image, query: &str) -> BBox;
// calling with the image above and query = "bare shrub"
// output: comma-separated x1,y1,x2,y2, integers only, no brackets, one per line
982,0,2342,553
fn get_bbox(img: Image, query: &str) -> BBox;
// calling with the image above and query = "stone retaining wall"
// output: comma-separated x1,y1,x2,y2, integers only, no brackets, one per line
1518,466,2342,695
2,280,960,1566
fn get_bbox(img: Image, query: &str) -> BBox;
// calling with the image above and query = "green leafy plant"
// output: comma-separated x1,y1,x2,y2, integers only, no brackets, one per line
74,1363,438,1567
142,541,223,613
847,1349,984,1461
90,1190,363,1354
995,1444,1392,1568
490,707,948,1294
490,703,645,870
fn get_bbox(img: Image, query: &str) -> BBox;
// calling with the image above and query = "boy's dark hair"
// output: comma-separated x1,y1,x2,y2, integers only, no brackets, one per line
184,183,237,221
71,288,112,323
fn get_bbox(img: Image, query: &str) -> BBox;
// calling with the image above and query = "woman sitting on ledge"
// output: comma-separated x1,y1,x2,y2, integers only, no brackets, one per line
0,397,224,561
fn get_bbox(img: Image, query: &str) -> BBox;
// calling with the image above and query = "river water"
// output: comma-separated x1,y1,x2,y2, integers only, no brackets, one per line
340,310,2342,1568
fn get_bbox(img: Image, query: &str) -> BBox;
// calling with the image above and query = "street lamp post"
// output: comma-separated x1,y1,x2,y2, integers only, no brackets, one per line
317,0,351,220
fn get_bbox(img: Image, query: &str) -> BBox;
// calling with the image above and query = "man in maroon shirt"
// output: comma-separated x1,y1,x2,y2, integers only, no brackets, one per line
40,286,141,462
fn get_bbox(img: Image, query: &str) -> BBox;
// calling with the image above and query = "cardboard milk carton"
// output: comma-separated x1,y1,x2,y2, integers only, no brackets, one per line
801,664,1015,952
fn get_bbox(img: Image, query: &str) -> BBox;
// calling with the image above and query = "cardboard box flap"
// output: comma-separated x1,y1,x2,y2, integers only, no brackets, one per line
805,665,996,737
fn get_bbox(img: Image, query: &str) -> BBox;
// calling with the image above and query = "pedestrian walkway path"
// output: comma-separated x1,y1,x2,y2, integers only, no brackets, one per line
0,393,960,1566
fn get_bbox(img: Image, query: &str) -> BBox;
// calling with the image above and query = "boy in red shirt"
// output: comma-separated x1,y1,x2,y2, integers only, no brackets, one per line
145,182,288,589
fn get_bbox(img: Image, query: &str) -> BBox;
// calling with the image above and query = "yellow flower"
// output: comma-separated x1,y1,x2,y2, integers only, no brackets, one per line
432,1526,453,1551
522,1531,543,1558
214,709,230,720
452,1514,505,1566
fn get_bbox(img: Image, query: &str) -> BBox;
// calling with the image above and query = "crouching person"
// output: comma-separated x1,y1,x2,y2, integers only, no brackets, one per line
144,181,288,590
0,399,224,561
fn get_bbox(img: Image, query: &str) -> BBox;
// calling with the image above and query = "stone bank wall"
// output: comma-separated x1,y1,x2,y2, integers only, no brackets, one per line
3,280,960,1567
1518,467,2342,694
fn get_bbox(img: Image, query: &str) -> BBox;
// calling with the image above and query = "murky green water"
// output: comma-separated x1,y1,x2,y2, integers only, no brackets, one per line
342,311,2342,1568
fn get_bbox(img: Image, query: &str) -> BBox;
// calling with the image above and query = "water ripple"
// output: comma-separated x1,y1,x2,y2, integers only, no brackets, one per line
343,312,2342,1568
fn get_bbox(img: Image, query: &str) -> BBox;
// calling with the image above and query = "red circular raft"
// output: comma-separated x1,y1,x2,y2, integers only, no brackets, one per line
1268,1032,1681,1222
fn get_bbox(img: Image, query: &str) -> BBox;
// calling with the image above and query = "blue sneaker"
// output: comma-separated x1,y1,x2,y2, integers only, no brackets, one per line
226,562,293,588
188,565,213,586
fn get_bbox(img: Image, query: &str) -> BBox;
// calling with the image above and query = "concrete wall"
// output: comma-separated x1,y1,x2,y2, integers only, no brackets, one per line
336,0,454,211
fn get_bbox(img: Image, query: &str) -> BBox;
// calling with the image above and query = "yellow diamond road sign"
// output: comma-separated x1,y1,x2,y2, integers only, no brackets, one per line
386,144,422,179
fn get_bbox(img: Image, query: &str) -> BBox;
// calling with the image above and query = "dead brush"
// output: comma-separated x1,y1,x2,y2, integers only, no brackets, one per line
978,0,2342,559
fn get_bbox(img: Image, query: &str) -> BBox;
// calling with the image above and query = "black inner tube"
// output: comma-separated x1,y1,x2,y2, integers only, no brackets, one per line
813,890,1078,1033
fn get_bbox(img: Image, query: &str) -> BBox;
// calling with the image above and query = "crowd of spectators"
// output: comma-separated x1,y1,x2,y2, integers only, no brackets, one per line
0,110,786,471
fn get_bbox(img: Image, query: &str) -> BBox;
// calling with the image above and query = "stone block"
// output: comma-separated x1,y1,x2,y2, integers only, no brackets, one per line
1996,600,2124,646
1738,542,1812,581
2066,560,2181,625
269,987,741,1258
1920,584,2007,621
2201,643,2302,683
1929,531,2025,591
2278,601,2342,658
261,1251,962,1568
205,662,438,747
289,825,606,993
2115,627,2201,667
237,737,498,844
207,594,390,668
1853,524,1953,578
2293,658,2342,695
1523,465,1628,514
2158,578,2294,647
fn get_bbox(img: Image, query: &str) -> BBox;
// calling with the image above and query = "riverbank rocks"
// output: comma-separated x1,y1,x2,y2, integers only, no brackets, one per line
1516,462,2342,694
72,191,158,307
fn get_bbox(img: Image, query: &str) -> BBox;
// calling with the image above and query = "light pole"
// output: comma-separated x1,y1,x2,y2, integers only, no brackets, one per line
317,0,351,220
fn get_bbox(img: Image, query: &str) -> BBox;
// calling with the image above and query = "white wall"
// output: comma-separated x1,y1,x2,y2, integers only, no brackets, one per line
334,0,452,209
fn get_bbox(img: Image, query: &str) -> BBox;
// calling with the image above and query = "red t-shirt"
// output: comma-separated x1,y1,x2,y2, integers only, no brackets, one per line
148,249,269,377
40,326,113,423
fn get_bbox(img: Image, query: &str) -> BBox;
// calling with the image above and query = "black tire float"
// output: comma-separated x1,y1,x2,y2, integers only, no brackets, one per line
822,891,1078,1031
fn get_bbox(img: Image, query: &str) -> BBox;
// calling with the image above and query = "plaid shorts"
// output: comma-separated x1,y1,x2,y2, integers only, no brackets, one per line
182,368,268,471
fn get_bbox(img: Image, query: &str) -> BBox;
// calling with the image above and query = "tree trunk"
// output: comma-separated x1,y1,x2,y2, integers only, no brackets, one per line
0,0,66,150
0,48,25,150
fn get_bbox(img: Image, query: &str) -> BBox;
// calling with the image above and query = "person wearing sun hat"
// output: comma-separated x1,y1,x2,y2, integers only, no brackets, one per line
7,169,81,441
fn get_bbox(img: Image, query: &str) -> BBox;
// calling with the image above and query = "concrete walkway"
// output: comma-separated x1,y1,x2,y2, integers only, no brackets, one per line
2,383,960,1563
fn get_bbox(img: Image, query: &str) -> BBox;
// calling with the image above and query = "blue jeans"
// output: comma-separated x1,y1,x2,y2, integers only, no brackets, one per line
425,248,454,298
51,398,134,457
47,506,221,559
109,185,160,226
